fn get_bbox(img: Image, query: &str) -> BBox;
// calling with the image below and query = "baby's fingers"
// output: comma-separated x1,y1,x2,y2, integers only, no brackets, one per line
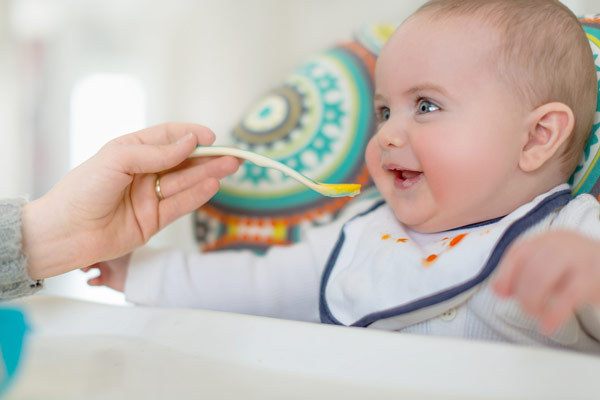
492,240,530,297
81,263,102,274
81,263,106,286
87,275,104,286
538,272,581,334
514,255,569,317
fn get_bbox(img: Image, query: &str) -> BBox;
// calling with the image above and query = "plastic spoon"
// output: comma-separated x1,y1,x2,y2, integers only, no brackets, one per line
189,146,361,198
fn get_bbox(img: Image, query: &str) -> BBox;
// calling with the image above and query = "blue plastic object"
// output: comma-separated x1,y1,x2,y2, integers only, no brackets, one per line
0,308,29,397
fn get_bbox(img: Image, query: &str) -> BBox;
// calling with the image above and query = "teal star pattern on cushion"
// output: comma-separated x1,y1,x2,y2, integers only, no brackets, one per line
322,101,346,128
305,130,336,162
315,74,340,92
241,163,272,185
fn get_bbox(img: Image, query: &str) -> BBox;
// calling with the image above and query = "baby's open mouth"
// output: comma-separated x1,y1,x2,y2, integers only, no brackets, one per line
391,169,423,188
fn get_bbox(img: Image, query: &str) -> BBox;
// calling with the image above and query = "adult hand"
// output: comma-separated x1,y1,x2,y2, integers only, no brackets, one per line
22,122,241,279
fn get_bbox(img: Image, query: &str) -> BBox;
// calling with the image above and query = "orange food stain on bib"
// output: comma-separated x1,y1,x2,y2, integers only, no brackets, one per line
449,233,468,247
426,254,438,262
423,254,438,267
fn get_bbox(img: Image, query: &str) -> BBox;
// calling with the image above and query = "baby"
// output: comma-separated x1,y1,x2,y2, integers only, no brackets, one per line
86,0,600,352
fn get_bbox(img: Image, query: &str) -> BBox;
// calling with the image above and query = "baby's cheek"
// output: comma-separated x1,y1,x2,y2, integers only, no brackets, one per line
422,155,474,204
365,138,381,179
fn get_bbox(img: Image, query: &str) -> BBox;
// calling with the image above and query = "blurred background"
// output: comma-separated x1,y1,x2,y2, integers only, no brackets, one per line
1,0,597,304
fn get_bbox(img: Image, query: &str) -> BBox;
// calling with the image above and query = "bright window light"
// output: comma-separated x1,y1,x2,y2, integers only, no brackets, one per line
70,74,146,168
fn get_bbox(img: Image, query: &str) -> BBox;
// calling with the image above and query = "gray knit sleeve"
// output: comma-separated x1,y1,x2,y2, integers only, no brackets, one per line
0,198,43,300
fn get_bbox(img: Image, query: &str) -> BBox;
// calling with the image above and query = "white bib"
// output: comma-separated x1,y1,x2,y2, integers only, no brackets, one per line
319,185,571,329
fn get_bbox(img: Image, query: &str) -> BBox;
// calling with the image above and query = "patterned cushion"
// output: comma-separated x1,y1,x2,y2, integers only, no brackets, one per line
194,16,600,252
570,16,600,197
194,34,386,252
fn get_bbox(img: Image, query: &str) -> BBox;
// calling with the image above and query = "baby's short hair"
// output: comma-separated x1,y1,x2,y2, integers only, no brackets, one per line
414,0,597,175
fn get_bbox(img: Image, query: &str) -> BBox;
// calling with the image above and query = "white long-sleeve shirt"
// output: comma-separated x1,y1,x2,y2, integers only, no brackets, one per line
125,184,600,353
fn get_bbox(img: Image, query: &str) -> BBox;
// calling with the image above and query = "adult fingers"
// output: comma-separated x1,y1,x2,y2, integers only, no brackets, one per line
116,122,216,146
154,156,240,199
160,153,244,176
158,177,221,229
108,132,198,175
104,122,222,175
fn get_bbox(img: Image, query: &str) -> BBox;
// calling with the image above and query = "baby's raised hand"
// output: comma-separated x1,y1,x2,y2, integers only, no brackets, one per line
81,253,131,293
493,230,600,334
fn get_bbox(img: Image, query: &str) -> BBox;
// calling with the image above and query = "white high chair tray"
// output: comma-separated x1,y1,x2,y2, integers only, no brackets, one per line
6,295,600,400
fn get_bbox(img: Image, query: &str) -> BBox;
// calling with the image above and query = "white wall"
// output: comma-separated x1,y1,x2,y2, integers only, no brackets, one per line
1,0,598,303
566,0,600,16
0,2,28,198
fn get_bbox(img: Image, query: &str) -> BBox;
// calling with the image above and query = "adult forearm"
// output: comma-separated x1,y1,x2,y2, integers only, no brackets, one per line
20,196,78,280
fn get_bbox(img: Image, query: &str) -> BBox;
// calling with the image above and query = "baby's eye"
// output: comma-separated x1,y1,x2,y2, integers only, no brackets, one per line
377,107,391,123
416,99,440,114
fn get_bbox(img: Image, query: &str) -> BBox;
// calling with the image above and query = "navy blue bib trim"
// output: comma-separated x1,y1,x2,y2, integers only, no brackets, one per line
319,190,572,327
446,215,505,232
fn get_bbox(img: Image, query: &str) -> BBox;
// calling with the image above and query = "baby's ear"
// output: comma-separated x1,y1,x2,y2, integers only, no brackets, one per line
519,102,574,172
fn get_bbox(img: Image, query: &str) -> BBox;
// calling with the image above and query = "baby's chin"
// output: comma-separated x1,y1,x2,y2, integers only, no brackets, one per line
402,221,447,234
394,213,436,233
394,211,460,234
384,191,472,233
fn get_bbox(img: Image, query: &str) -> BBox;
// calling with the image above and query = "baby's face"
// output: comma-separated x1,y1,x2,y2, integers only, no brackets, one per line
366,14,529,232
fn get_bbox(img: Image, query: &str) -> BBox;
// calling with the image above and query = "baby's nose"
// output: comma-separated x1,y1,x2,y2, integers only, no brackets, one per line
376,123,407,148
